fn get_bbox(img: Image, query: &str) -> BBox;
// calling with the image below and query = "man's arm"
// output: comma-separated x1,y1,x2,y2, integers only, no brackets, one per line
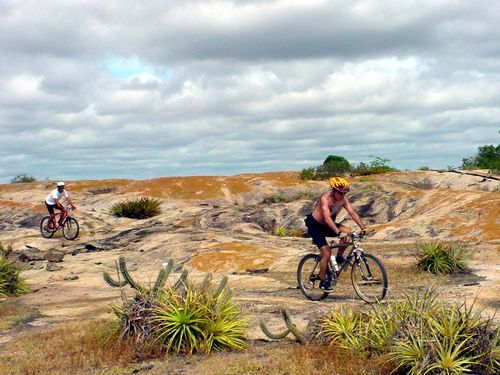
343,199,366,231
66,195,76,210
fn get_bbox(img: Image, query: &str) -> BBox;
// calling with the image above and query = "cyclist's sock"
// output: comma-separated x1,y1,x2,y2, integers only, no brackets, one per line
335,254,345,266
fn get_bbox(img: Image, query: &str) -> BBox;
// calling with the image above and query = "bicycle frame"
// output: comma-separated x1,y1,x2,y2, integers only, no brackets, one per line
328,234,366,280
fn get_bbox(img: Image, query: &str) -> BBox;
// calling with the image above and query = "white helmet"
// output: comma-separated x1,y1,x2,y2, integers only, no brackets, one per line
57,181,65,187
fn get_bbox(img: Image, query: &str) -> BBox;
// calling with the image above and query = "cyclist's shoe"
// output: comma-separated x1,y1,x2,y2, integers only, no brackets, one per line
319,279,334,291
335,255,346,267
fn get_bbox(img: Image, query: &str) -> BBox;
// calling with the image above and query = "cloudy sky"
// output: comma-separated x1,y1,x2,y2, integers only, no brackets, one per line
1,0,499,183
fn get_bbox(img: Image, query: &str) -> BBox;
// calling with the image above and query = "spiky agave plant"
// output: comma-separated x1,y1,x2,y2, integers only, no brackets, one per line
0,254,29,297
152,276,246,354
319,306,363,351
416,241,468,274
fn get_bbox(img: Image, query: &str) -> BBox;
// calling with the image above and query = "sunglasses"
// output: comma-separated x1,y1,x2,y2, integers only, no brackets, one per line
334,189,348,195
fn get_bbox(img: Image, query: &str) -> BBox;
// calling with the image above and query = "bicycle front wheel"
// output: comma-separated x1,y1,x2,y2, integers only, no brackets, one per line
62,217,79,240
297,254,328,301
351,253,388,303
40,216,55,238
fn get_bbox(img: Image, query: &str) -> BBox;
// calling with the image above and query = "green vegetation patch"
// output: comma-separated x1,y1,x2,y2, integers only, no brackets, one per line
319,289,499,375
0,244,29,297
110,197,162,219
10,174,37,183
416,241,468,274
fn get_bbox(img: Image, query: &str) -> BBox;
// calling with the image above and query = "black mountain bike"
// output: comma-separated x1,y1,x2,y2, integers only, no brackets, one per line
40,206,79,240
297,232,388,303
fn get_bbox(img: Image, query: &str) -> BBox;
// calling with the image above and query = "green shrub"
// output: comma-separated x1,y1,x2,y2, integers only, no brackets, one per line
298,167,316,180
416,241,468,274
419,166,430,171
0,251,29,297
108,260,247,356
111,197,162,219
154,281,246,354
461,144,500,172
351,157,398,176
273,226,287,237
10,174,36,183
319,289,499,375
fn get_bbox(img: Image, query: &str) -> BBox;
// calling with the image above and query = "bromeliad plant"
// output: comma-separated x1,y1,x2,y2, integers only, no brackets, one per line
318,289,499,375
416,241,468,274
0,243,29,297
104,257,247,355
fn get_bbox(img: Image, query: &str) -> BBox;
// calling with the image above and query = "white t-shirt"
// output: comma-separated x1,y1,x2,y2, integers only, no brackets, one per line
45,188,68,205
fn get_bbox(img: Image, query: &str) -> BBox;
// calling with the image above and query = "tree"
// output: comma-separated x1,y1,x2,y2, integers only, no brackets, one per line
10,174,37,183
461,144,500,172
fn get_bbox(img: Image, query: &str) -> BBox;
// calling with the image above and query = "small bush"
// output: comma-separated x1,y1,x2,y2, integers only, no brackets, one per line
0,253,29,297
111,197,162,219
416,241,468,274
419,166,430,171
10,174,36,183
298,167,316,180
110,264,247,356
273,226,287,237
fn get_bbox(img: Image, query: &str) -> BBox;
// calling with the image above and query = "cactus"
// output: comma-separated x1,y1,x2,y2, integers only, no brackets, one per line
173,270,188,290
260,308,307,343
213,275,228,298
152,260,173,296
103,271,128,287
282,309,307,344
260,322,291,340
103,257,188,296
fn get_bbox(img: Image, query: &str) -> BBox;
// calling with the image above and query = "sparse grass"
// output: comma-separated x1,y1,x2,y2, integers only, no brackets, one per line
191,342,385,375
88,186,117,195
409,176,435,190
110,197,162,219
0,299,39,331
262,190,319,204
416,241,468,274
0,319,145,375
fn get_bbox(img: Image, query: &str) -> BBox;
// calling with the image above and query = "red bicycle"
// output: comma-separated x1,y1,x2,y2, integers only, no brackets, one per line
40,206,79,240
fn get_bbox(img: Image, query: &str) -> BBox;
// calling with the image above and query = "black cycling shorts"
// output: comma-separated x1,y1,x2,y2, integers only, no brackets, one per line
45,202,62,215
305,214,343,248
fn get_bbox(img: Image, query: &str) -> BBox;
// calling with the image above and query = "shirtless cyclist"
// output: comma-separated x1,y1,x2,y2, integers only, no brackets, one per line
305,177,366,291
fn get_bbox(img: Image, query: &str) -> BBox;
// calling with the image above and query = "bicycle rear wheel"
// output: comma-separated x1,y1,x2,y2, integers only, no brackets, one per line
62,217,79,240
297,254,328,301
40,216,55,238
351,253,388,303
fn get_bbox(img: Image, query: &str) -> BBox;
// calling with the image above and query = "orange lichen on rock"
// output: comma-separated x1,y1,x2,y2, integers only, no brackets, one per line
187,242,278,272
0,199,23,208
448,193,500,241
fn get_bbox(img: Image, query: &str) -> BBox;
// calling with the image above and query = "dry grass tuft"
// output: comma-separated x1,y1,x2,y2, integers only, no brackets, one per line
0,319,155,375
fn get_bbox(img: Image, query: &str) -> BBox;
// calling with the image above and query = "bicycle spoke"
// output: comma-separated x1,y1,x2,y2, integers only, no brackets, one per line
351,253,388,303
297,254,328,301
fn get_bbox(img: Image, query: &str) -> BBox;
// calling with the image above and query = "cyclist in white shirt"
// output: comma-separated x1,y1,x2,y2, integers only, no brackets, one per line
45,181,76,229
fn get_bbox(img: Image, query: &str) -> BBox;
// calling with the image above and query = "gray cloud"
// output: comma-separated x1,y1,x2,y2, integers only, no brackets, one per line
1,0,499,183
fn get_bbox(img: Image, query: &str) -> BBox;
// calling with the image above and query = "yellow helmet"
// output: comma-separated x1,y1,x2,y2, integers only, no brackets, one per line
329,177,350,192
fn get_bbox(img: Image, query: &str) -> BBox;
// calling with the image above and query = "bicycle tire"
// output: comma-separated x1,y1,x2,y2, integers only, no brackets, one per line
40,216,55,238
297,254,329,301
62,217,79,240
351,253,388,303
